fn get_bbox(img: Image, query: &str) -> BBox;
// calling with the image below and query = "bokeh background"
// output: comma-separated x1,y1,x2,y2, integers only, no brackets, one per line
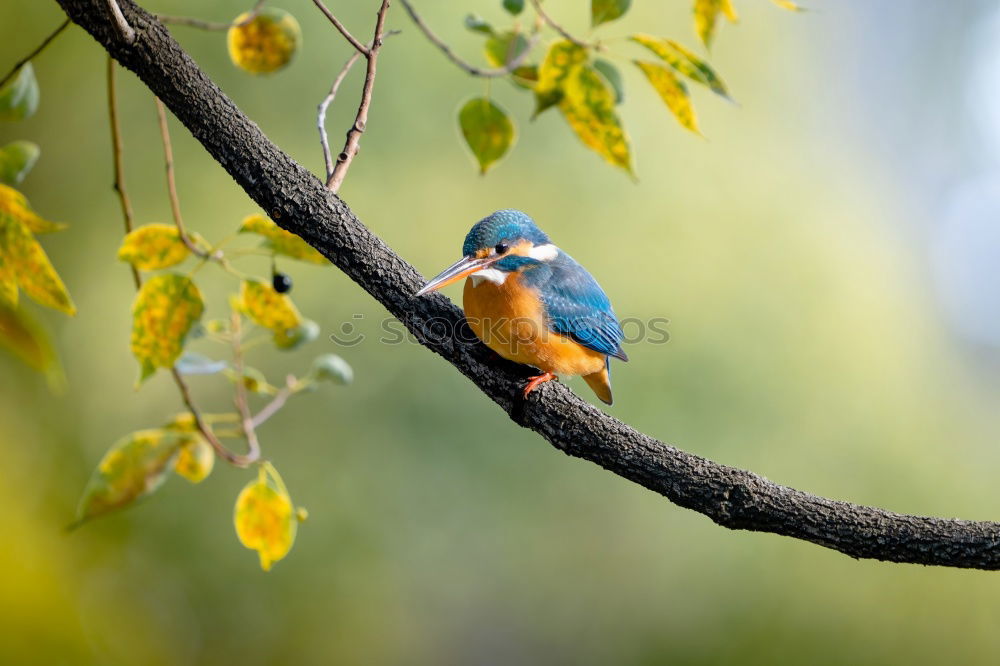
4,0,1000,663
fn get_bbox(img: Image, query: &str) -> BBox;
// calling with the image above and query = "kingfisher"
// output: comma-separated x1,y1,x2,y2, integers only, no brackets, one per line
416,209,627,404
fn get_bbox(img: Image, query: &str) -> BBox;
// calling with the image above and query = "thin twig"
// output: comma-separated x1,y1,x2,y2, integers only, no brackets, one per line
398,0,539,78
157,0,265,32
318,51,362,181
528,0,592,48
0,18,71,89
106,57,140,289
104,0,136,43
154,96,205,258
317,30,399,182
311,0,370,55
171,368,258,467
250,375,296,429
326,0,392,193
229,311,262,462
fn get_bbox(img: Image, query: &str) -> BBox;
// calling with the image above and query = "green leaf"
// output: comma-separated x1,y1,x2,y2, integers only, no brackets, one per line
534,41,589,117
72,429,187,527
484,30,530,68
0,301,61,382
0,141,39,186
0,63,40,122
557,64,633,174
510,64,539,90
502,0,525,15
311,353,353,385
238,214,327,264
592,0,631,27
458,97,516,175
117,223,191,271
693,0,738,48
464,14,495,35
274,318,320,351
592,59,624,104
635,60,701,135
130,273,205,382
630,35,731,100
0,203,76,315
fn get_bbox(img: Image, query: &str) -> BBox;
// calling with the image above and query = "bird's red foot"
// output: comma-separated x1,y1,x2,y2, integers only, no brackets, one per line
523,372,557,399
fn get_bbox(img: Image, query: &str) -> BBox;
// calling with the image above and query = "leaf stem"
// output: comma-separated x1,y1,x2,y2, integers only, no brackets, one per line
157,0,265,31
0,18,71,89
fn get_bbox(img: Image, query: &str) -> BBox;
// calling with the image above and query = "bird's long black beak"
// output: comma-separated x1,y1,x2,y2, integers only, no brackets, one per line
415,255,493,296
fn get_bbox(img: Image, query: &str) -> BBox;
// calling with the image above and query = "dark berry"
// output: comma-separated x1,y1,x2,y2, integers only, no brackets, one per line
272,272,293,293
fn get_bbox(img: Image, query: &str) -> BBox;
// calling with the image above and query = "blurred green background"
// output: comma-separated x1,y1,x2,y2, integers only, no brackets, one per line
5,0,1000,663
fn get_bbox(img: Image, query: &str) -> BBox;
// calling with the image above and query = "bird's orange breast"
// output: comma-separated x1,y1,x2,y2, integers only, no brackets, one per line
463,272,607,377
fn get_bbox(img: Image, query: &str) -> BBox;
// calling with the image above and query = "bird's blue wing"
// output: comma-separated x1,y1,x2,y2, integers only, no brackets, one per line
527,251,627,361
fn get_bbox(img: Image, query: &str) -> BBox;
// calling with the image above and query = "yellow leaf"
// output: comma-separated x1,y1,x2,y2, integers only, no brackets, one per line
0,184,66,233
234,464,298,571
238,214,327,264
693,0,738,48
0,301,61,382
240,279,302,335
117,223,190,271
771,0,802,10
130,273,205,382
634,60,701,135
0,207,76,315
0,250,16,306
173,434,215,483
557,64,634,174
227,7,302,75
534,40,589,116
73,429,186,526
630,35,731,100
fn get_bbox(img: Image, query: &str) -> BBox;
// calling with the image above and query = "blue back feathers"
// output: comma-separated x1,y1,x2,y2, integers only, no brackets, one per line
463,209,549,256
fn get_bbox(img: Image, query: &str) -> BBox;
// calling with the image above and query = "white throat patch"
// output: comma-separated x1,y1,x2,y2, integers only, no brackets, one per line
470,268,508,287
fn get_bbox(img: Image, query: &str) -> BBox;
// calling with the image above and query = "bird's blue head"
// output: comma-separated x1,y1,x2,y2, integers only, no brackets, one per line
416,210,555,295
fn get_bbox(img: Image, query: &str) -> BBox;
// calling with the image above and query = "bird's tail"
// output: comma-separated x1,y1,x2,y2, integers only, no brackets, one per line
583,362,613,405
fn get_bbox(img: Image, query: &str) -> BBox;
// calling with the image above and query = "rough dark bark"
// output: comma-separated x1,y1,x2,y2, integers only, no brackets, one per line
53,0,1000,569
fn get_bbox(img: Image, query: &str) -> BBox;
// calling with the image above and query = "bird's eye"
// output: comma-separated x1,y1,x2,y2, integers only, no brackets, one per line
494,242,509,255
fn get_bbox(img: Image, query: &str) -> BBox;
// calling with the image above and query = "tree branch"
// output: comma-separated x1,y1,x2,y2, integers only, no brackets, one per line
398,0,539,78
55,0,1000,570
104,0,135,43
311,0,370,55
528,0,592,48
0,18,71,89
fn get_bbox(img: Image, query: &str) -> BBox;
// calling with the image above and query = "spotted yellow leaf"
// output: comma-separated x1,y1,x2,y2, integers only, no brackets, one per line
227,7,302,75
118,223,191,271
173,433,215,483
0,301,60,381
234,464,299,571
0,184,66,233
557,64,633,174
130,273,205,382
634,60,701,135
693,0,738,48
0,250,16,306
0,207,75,315
630,35,731,100
239,214,326,264
240,278,302,336
73,429,186,527
534,40,589,117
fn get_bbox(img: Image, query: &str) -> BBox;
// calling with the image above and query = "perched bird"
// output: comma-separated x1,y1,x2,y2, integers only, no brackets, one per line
416,209,627,404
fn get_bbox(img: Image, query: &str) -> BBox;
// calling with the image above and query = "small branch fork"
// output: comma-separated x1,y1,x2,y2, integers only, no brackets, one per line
104,0,135,43
398,0,539,78
528,0,592,48
314,0,393,194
